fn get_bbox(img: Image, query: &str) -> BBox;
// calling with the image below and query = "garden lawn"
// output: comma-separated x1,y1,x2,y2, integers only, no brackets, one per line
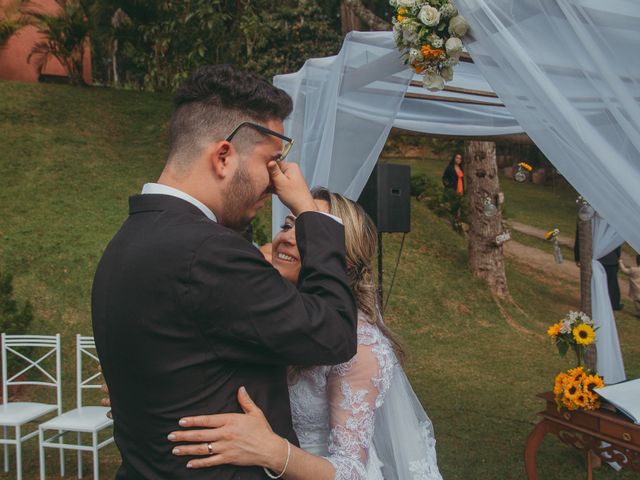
1,81,638,479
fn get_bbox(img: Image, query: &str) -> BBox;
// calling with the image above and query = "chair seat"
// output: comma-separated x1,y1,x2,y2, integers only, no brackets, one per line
40,406,113,433
0,402,57,426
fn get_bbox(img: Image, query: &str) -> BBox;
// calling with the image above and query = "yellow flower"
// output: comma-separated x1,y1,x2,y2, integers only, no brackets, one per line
518,162,533,171
398,7,407,14
553,372,569,396
573,393,588,409
573,324,595,346
564,379,581,401
547,323,561,337
397,14,406,22
412,63,425,74
582,374,604,395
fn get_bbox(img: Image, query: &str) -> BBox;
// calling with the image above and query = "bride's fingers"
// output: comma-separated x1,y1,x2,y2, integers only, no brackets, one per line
167,428,226,443
178,413,235,428
172,441,223,457
186,453,229,469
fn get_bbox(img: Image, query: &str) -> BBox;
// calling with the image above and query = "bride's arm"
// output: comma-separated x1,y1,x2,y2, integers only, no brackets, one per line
169,325,393,480
168,387,336,480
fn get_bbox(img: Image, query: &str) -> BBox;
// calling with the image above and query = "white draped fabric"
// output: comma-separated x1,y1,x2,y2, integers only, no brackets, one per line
272,31,524,236
456,0,640,253
591,215,626,384
273,3,640,381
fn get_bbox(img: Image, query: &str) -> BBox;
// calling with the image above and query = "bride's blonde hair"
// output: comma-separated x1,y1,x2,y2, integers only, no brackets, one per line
311,188,405,362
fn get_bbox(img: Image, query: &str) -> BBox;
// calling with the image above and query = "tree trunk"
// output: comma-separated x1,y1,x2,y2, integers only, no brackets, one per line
340,0,361,34
343,0,391,31
466,140,510,299
578,217,597,371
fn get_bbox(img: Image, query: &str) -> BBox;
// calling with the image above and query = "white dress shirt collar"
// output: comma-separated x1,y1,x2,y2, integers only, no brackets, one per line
141,183,217,222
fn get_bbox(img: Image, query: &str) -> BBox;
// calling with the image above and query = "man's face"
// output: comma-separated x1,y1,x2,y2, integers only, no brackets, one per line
221,119,284,231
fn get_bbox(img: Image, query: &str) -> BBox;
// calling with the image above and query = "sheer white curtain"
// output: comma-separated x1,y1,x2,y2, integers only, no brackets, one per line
272,32,413,235
456,0,640,253
591,215,626,384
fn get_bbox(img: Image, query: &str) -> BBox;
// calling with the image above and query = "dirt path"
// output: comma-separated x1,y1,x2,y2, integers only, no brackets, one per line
504,240,580,283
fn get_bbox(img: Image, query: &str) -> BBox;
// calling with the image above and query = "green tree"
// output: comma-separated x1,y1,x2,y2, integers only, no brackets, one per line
0,0,27,49
237,0,342,80
23,0,92,85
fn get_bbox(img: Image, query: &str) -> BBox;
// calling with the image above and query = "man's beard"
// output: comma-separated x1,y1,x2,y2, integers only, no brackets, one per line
221,163,259,231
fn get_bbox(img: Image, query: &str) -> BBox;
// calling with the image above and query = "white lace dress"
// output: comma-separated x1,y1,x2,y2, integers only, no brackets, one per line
288,312,443,480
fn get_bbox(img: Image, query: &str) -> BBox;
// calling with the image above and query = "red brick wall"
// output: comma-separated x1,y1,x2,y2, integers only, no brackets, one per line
0,0,92,84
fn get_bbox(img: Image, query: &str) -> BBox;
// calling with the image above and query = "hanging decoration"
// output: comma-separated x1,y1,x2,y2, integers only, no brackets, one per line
390,0,469,91
545,228,564,264
576,195,595,221
482,194,497,217
514,161,532,183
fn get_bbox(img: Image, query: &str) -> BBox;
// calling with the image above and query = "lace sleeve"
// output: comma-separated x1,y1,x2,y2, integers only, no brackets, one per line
323,319,395,480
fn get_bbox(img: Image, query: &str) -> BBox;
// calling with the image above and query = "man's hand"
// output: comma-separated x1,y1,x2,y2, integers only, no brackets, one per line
100,382,112,419
267,161,317,216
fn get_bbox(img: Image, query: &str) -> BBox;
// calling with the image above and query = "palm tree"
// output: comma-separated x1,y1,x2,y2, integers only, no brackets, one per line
22,0,91,85
0,0,27,49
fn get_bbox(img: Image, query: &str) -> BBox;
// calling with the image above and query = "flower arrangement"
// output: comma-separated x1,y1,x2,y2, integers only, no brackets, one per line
544,228,559,241
547,311,604,411
390,0,469,91
518,162,533,172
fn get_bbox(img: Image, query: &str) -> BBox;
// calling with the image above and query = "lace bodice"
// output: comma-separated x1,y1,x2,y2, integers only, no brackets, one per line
288,312,396,480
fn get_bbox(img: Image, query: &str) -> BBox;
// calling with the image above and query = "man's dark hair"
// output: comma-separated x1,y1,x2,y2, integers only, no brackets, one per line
168,65,293,171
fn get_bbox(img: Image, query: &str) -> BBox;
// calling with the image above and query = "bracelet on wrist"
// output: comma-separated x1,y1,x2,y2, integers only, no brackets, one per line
263,439,291,479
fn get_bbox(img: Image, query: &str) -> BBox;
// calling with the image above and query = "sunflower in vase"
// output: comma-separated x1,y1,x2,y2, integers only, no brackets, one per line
547,311,604,411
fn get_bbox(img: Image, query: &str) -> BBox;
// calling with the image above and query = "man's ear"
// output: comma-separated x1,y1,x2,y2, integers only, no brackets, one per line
209,141,234,179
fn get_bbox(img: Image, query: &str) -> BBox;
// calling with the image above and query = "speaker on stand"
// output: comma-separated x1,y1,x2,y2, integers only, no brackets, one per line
358,163,411,309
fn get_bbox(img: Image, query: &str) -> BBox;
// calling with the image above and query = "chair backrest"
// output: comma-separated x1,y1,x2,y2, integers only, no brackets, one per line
76,335,103,408
1,334,61,410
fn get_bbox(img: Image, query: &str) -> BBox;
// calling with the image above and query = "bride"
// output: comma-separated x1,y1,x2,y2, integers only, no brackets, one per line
167,188,443,480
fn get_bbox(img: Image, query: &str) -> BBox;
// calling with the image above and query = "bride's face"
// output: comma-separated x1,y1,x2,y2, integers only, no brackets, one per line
272,200,330,283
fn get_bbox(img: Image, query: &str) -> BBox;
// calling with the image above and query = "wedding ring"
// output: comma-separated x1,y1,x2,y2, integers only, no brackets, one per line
207,442,213,455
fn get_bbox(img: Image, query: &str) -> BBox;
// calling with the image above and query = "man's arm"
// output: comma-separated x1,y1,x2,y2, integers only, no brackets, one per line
186,213,357,366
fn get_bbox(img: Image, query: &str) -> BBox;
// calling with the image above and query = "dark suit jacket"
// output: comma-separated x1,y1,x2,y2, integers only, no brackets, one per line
92,194,357,479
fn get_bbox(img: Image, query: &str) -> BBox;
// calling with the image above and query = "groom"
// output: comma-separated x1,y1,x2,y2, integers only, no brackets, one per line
92,65,358,479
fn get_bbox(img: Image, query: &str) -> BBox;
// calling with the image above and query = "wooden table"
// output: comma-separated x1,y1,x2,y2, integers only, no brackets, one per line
525,392,640,479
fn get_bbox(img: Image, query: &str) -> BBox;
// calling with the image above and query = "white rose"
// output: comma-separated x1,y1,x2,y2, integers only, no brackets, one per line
440,2,457,18
445,37,463,56
418,5,440,26
389,0,398,6
408,48,423,64
449,15,469,37
423,73,444,91
396,0,415,7
440,66,454,81
402,22,418,44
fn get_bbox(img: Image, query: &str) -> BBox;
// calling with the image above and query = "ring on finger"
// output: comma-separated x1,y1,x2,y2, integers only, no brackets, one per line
207,442,213,455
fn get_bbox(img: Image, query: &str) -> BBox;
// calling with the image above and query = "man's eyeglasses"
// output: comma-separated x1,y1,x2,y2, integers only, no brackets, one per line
226,122,294,162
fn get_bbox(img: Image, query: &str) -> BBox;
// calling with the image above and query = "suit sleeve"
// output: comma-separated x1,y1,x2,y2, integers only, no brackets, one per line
186,212,358,366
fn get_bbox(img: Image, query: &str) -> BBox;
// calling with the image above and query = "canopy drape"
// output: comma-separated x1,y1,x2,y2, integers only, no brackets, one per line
273,3,640,382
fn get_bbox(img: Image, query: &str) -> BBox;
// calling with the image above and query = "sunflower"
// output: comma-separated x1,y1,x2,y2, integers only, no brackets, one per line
553,372,569,396
573,324,595,346
547,323,561,338
563,380,581,402
573,393,588,409
567,366,585,381
582,374,604,395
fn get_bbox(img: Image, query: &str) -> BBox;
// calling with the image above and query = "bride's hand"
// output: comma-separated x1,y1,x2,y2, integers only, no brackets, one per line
168,387,288,471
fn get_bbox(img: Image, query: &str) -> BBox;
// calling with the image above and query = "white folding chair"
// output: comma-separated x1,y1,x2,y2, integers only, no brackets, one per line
0,334,62,480
39,335,113,479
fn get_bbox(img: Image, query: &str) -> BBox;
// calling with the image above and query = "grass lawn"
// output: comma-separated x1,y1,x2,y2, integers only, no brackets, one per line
1,81,639,479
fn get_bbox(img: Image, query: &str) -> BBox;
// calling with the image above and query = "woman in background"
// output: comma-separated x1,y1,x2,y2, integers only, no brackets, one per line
442,152,464,196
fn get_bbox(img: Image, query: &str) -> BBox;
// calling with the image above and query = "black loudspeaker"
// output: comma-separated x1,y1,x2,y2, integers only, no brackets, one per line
358,163,411,233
